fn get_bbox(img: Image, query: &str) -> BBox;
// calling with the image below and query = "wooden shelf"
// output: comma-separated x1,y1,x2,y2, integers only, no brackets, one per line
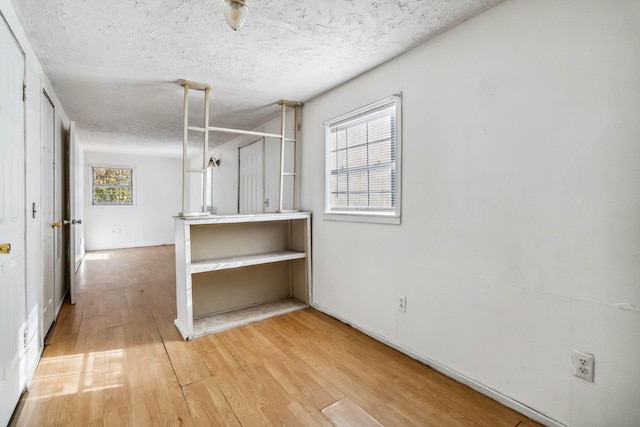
191,251,306,273
174,212,311,340
189,298,308,338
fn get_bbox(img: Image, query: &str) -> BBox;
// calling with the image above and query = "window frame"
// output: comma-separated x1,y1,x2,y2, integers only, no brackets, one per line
91,166,135,206
323,94,402,224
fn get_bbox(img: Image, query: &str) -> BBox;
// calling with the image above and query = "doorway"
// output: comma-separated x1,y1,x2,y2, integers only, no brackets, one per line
41,89,67,332
66,122,80,303
41,90,56,334
238,139,264,214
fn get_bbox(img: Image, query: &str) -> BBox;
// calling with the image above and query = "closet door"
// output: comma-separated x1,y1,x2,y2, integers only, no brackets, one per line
41,90,55,334
0,14,26,426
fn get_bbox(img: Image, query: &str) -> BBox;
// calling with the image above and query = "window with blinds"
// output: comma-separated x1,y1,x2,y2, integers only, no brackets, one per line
325,95,401,222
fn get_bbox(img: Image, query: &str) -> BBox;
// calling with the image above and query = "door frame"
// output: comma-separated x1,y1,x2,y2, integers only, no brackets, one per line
238,138,265,214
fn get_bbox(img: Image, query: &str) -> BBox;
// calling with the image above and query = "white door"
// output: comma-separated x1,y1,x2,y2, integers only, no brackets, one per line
41,91,55,333
0,15,27,426
239,139,264,214
54,115,65,314
67,122,79,303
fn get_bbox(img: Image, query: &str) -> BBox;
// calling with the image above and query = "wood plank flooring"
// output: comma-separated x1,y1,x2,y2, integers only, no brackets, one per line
12,246,545,426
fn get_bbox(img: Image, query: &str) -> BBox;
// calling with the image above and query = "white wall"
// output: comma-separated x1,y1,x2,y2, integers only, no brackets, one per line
300,1,640,426
1,0,70,393
83,151,182,250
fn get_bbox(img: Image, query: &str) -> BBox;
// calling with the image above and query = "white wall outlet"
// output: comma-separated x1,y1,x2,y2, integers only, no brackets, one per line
398,295,406,312
572,350,595,382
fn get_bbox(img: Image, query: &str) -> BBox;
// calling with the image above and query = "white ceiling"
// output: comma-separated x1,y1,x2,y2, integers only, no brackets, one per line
11,0,505,155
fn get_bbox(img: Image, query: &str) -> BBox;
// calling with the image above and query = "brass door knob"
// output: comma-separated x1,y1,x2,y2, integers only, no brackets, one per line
0,243,10,254
52,221,62,228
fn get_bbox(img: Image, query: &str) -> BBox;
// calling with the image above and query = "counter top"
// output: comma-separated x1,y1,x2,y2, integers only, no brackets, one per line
175,212,311,224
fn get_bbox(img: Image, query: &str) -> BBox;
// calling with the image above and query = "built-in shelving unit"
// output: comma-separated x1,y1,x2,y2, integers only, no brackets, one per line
174,212,311,340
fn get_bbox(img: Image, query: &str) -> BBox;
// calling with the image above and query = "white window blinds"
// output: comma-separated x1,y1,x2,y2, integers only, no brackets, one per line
325,95,401,219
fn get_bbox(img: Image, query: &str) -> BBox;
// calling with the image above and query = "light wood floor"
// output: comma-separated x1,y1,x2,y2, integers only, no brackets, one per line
12,246,544,426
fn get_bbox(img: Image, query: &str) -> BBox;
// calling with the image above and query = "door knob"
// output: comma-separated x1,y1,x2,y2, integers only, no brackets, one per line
52,221,62,228
0,243,10,254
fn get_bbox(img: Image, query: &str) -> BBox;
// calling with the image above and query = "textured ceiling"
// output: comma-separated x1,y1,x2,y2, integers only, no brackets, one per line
11,0,505,155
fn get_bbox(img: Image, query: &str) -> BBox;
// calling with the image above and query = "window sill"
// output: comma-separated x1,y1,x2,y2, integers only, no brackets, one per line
323,212,401,225
90,203,136,207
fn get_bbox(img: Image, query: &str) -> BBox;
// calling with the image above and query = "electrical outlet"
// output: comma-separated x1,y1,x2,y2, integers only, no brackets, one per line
398,295,406,312
572,350,595,382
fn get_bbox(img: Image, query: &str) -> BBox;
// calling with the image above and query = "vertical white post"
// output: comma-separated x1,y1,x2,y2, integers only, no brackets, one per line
278,102,287,212
181,83,189,215
293,104,300,211
201,87,210,212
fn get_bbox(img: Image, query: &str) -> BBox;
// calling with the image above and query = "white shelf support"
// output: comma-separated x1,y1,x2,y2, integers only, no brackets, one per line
279,101,287,213
178,80,302,216
181,82,189,216
180,80,212,216
277,100,302,213
202,86,210,214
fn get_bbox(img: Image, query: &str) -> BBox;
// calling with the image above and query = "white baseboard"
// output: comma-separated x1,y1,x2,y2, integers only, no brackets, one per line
310,303,565,427
23,337,44,391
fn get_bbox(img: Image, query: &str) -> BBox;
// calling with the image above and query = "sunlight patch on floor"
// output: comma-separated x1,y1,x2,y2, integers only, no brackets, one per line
83,252,112,261
30,349,125,399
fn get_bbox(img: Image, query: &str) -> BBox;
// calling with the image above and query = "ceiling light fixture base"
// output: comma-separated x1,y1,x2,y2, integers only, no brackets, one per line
223,0,249,31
